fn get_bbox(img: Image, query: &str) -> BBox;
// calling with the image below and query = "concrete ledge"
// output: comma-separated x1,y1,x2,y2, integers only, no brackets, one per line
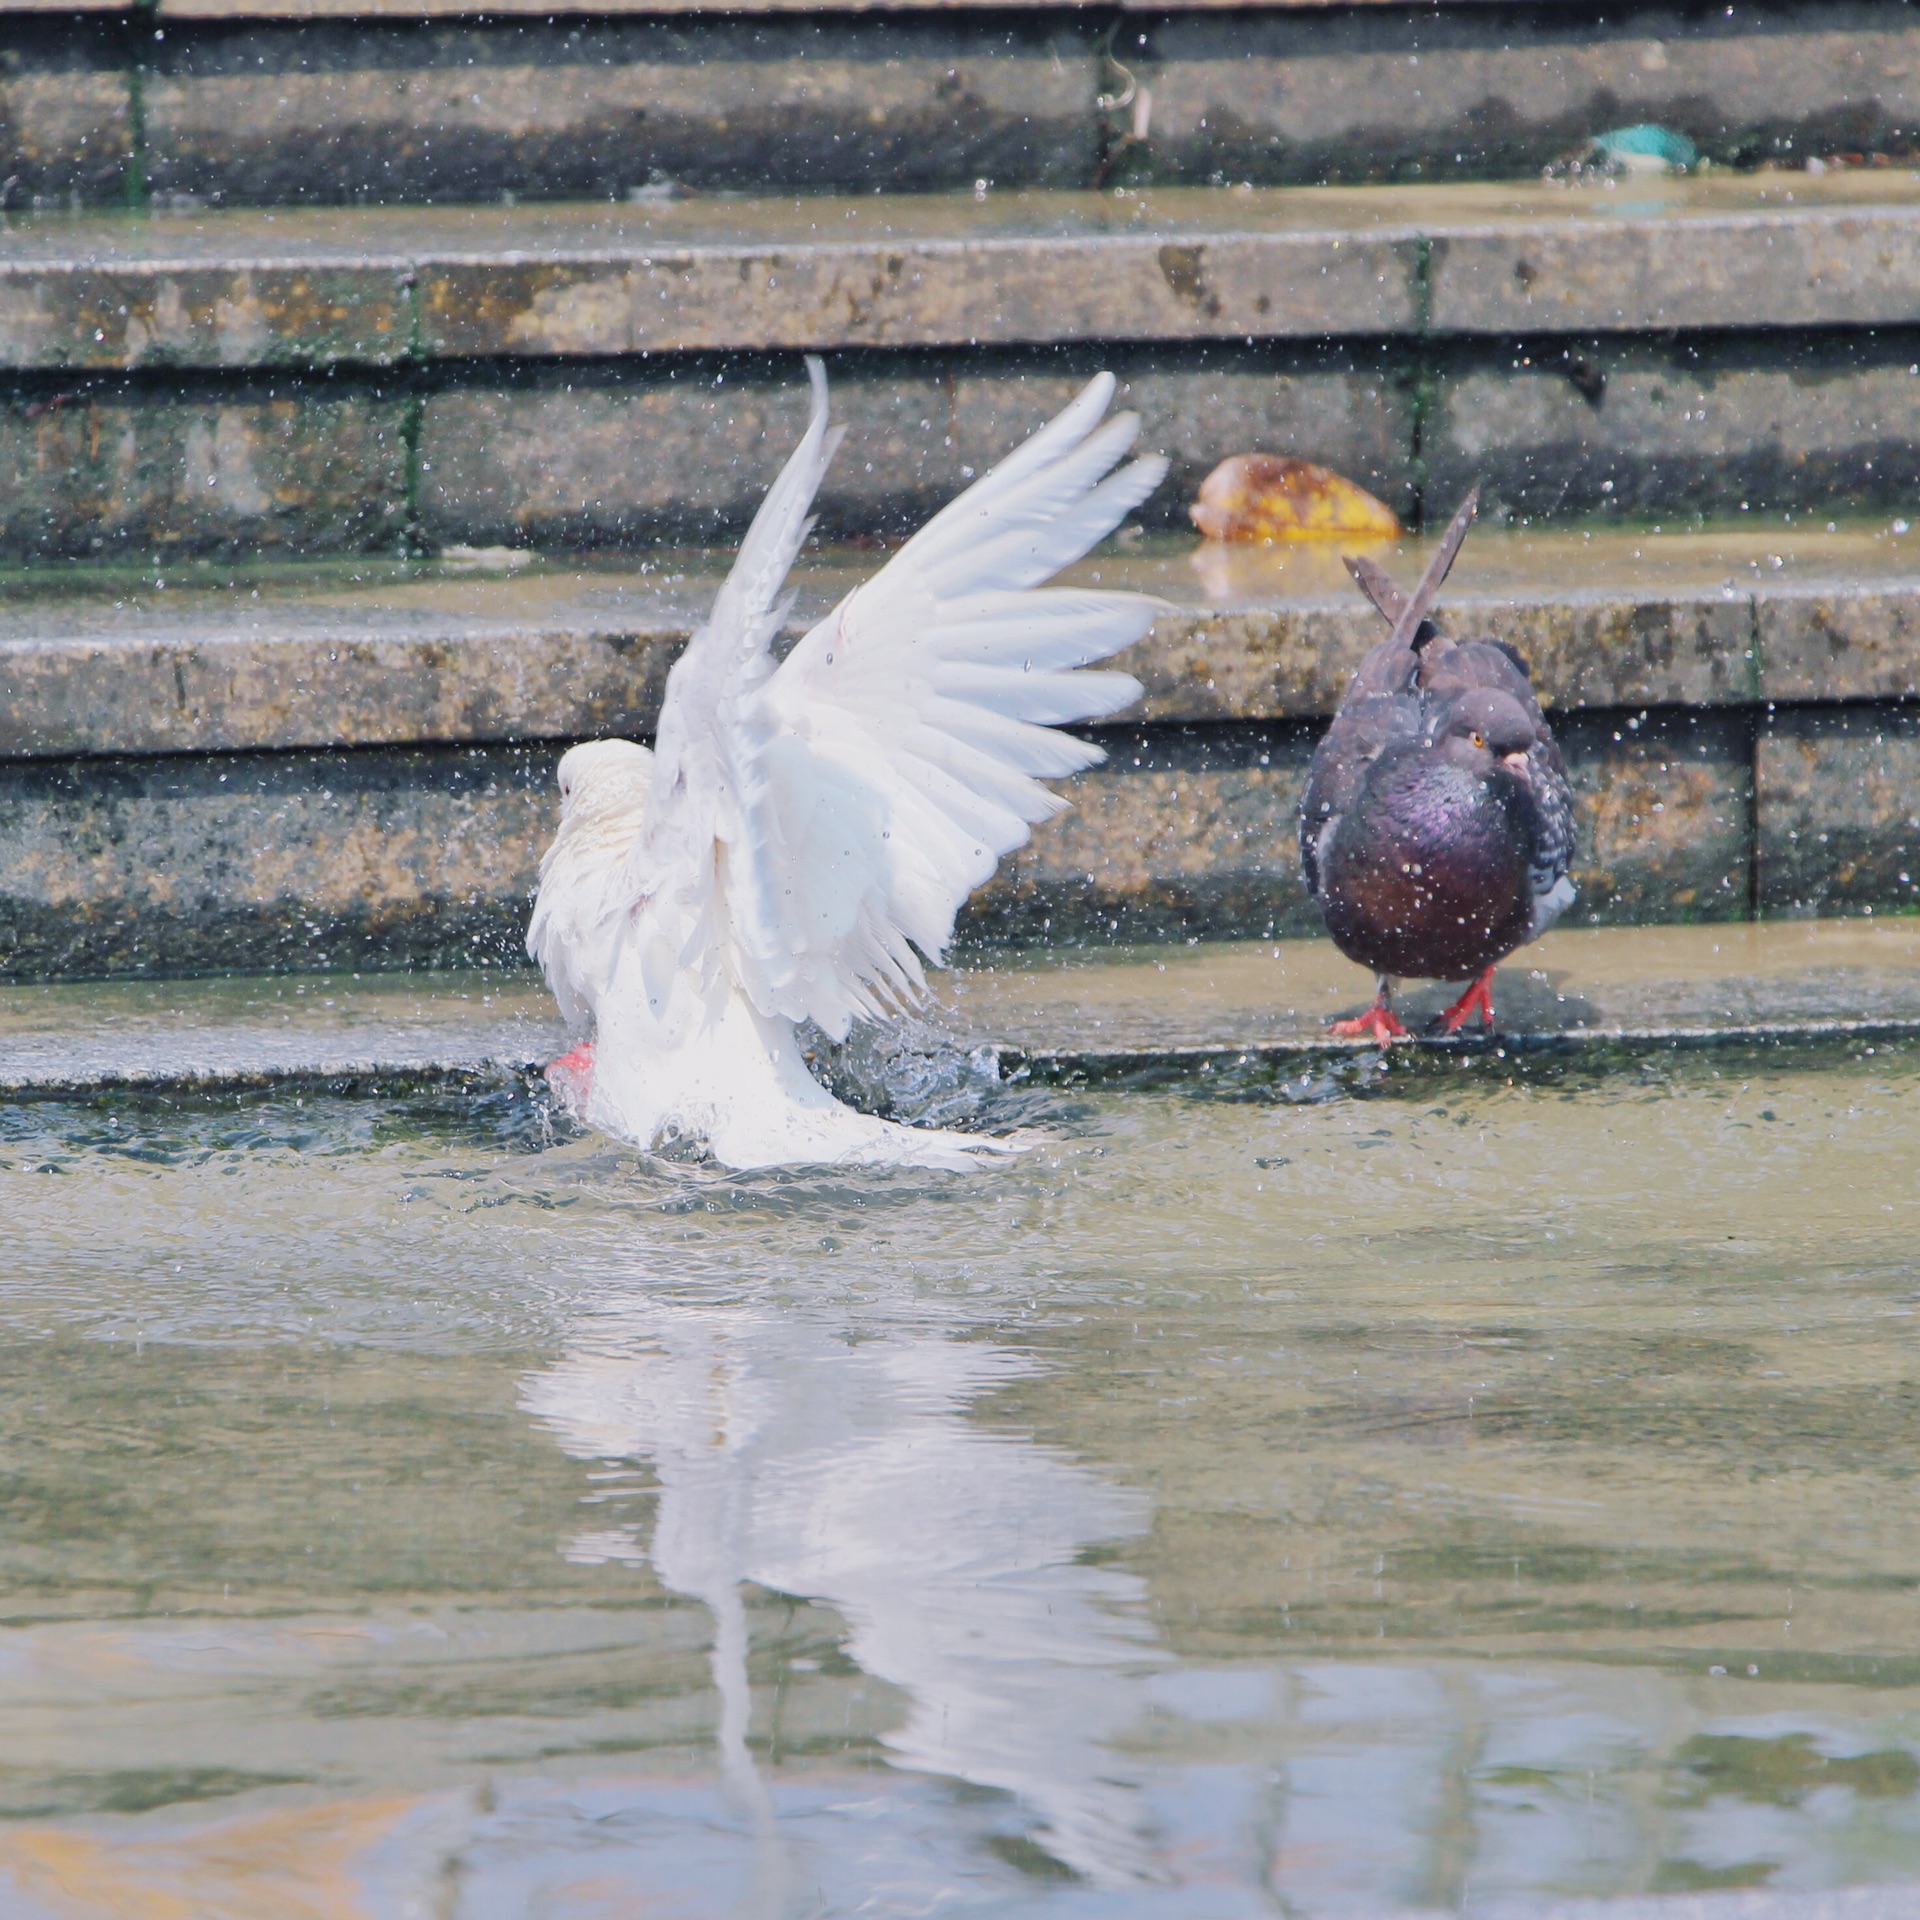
939,921,1920,1055
0,575,695,754
6,178,1920,370
0,583,1742,753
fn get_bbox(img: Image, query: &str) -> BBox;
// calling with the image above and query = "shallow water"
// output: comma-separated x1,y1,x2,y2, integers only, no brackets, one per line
4,1040,1920,1917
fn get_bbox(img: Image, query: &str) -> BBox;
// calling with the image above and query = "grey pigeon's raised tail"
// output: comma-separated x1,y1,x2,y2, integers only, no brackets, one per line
1299,492,1576,1042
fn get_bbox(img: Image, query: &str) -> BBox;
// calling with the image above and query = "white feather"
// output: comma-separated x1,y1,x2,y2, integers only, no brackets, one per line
526,361,1167,1169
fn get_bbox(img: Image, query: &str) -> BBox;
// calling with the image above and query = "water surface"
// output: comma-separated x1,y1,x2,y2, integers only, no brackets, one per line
3,1039,1919,1915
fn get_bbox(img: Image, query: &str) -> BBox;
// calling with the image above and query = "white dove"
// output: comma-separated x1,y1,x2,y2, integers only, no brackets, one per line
526,360,1166,1171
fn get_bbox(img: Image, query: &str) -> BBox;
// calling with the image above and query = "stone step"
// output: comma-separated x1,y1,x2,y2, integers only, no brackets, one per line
8,176,1920,370
9,178,1920,560
3,524,1917,759
0,524,1912,979
2,3,1911,210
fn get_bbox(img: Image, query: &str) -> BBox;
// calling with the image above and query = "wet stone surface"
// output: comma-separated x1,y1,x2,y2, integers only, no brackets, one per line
8,921,1920,1091
140,18,1102,206
0,379,410,561
1757,580,1920,703
931,919,1920,1054
10,3,1920,205
976,724,1315,946
1559,709,1756,927
5,176,1920,367
0,19,133,210
0,523,1909,974
0,260,413,371
0,522,1893,756
0,744,557,978
1427,330,1920,524
1132,2,1920,189
415,348,1411,551
0,713,1765,978
1757,707,1920,920
9,329,1920,559
7,178,1920,558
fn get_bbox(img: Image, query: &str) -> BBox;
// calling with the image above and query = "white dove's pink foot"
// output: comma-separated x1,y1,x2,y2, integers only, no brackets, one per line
545,1041,596,1113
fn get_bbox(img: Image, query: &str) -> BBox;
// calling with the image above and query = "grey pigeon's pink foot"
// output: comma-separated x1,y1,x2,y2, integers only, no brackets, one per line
545,1041,596,1112
1329,982,1409,1046
1432,968,1497,1034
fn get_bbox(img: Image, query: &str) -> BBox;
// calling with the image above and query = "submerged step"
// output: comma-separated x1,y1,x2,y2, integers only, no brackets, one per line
5,923,1917,1096
6,176,1920,370
945,920,1920,1061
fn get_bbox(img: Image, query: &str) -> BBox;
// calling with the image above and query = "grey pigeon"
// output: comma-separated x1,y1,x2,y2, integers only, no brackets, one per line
1298,491,1576,1042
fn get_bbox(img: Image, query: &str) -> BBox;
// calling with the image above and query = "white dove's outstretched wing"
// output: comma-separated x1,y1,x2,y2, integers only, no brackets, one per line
621,361,1166,1041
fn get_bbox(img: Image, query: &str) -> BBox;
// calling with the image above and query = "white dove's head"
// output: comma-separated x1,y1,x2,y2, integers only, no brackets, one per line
529,739,658,1025
555,738,655,821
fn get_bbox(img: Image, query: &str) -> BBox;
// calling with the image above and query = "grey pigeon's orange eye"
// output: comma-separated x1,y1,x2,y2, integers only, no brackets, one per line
1469,730,1486,750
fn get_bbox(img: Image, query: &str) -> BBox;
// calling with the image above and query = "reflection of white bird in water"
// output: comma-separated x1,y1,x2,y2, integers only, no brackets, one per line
526,362,1165,1170
522,1302,1161,1889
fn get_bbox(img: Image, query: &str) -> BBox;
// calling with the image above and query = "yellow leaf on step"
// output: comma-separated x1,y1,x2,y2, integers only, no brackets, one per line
1190,455,1402,544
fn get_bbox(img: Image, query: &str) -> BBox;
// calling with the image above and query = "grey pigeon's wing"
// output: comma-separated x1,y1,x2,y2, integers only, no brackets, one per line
1346,632,1423,700
1298,690,1421,897
1523,729,1576,918
1418,637,1539,710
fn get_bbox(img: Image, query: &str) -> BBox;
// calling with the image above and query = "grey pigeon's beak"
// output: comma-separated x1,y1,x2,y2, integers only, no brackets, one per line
1500,751,1531,776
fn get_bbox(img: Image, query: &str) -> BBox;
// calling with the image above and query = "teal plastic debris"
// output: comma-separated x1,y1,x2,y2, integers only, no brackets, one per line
1588,124,1700,174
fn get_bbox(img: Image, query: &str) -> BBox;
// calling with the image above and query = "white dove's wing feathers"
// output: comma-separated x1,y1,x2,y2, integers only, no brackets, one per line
605,359,843,1028
737,375,1165,1037
615,363,1165,1046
